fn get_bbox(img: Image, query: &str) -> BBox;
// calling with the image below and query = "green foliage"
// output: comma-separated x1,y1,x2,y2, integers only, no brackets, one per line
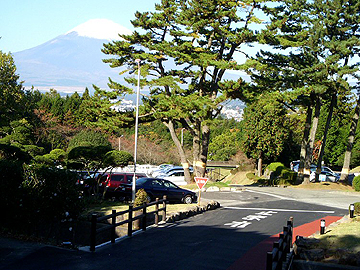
103,150,133,168
246,172,261,181
1,119,34,145
353,176,360,192
209,130,240,161
134,189,148,207
353,202,360,214
67,130,111,151
266,162,297,185
102,0,264,172
0,51,25,127
0,160,83,232
34,149,67,166
0,142,31,163
266,162,285,173
241,93,289,162
20,165,83,227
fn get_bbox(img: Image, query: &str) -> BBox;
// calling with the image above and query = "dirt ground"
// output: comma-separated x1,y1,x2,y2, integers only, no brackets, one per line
225,169,356,192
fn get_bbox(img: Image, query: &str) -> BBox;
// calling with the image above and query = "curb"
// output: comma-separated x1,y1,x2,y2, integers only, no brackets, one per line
165,200,221,223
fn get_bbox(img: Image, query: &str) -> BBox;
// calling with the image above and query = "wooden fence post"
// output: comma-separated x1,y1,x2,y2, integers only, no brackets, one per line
266,252,273,270
128,204,133,237
111,209,116,244
155,198,159,226
162,195,167,222
90,214,97,252
142,203,147,231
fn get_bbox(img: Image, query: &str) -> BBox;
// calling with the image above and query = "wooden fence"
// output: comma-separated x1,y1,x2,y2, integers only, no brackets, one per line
90,196,167,252
266,218,293,270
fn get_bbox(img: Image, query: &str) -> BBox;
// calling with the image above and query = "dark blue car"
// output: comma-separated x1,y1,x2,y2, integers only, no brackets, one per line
119,177,197,204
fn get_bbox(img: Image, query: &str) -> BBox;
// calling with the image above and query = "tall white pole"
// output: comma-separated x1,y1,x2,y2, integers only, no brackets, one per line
132,59,141,203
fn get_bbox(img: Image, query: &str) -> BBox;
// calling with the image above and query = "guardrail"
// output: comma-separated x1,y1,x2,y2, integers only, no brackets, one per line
90,196,167,252
266,218,293,270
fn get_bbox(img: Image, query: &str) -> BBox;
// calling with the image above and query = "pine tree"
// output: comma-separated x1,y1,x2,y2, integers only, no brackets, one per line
102,0,264,181
246,0,360,183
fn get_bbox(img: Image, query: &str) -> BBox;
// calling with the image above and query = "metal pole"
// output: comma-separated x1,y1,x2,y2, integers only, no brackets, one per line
132,59,141,203
118,135,123,151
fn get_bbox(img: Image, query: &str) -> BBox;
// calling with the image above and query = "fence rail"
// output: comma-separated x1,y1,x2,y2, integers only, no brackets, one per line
90,196,167,251
266,218,293,270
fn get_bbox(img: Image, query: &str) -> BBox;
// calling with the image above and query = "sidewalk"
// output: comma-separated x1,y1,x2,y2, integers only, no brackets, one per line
227,215,343,270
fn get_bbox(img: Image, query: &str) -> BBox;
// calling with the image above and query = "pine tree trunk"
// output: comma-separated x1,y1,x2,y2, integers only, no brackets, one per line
192,121,203,177
257,154,263,177
315,93,337,181
197,124,210,177
163,120,192,183
303,95,321,184
297,103,313,183
340,94,360,181
191,123,209,177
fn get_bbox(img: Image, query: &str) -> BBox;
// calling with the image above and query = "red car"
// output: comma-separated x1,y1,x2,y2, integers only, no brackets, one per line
99,172,147,197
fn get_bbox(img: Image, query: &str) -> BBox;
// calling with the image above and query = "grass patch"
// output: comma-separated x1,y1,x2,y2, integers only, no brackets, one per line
315,217,360,252
293,182,355,191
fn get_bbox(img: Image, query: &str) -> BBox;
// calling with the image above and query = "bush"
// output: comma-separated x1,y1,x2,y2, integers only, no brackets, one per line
354,202,360,214
134,189,148,207
353,175,360,192
265,162,297,185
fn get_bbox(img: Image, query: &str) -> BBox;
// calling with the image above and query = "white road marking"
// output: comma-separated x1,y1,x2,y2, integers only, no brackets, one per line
244,189,294,200
224,206,335,214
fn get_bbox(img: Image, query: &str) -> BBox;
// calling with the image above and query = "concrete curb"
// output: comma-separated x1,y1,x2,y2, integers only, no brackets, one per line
166,200,221,223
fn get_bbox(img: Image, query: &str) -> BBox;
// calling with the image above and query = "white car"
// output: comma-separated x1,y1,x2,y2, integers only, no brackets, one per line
310,169,340,182
161,170,188,186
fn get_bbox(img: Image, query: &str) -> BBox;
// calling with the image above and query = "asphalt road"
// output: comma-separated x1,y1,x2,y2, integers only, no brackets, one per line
1,187,358,270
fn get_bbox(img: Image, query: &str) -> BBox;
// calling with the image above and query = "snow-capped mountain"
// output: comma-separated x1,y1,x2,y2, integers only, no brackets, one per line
66,19,132,40
14,19,131,95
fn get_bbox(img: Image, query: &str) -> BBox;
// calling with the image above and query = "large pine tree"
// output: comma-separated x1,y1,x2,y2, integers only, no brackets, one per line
102,0,264,181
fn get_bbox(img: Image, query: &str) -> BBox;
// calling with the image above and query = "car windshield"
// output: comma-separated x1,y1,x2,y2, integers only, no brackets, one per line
136,178,150,185
163,180,179,189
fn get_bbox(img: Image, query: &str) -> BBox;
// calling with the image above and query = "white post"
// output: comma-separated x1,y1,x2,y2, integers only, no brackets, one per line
118,135,123,151
132,59,141,203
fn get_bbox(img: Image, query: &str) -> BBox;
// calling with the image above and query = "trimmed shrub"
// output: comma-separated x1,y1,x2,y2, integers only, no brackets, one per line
353,175,360,192
354,202,360,214
265,162,297,185
134,189,148,207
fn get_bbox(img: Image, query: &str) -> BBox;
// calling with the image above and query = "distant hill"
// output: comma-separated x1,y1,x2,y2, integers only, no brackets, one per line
13,19,131,95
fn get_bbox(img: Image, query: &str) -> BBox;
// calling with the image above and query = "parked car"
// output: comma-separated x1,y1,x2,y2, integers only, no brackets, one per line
98,172,147,196
290,160,300,171
161,170,187,186
310,170,340,182
156,166,193,178
151,164,174,177
118,177,197,204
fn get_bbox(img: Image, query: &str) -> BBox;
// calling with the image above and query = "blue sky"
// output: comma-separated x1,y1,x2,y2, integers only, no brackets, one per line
0,0,159,53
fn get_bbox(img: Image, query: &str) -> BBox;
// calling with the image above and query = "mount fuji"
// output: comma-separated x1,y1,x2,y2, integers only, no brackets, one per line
14,19,132,95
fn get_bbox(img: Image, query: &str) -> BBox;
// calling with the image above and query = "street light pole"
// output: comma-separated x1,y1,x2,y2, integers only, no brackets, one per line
118,135,123,151
132,59,141,203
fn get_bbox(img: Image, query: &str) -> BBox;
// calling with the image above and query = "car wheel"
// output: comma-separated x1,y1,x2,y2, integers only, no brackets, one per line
184,195,193,204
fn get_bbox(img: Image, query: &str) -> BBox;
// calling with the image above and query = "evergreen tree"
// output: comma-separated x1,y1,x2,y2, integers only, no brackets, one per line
102,0,264,181
241,93,289,176
246,0,360,183
0,51,25,127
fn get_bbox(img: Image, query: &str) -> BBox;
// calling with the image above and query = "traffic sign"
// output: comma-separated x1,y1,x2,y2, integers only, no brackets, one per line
194,177,208,190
